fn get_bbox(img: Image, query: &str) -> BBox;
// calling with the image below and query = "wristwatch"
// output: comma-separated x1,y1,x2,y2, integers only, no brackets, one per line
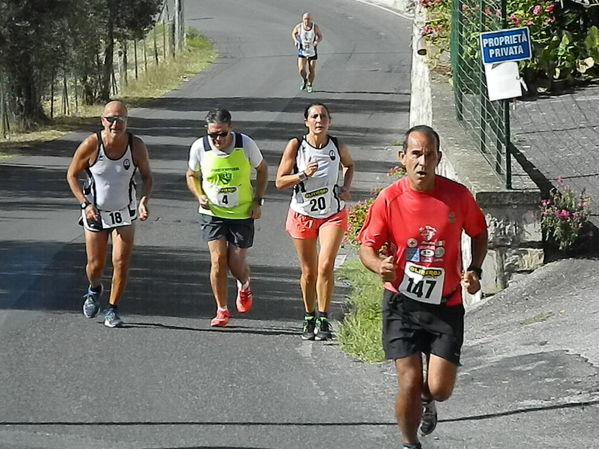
80,201,91,210
297,171,307,182
467,265,483,278
254,197,264,206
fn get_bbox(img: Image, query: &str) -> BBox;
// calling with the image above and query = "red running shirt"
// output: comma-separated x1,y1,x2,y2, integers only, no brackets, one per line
358,176,486,306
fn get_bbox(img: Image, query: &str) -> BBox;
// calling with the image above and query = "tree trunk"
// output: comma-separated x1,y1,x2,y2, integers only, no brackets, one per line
100,11,115,102
6,52,47,130
174,0,185,51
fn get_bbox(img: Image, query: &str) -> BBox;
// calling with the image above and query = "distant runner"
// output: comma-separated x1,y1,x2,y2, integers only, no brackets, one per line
292,12,322,93
358,125,488,449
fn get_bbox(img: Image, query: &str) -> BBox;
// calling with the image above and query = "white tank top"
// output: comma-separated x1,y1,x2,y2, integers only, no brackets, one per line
85,132,137,211
290,136,344,218
299,23,317,57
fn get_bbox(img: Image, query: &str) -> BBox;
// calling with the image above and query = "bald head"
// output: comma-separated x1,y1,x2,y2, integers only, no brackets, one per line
103,100,128,117
302,12,313,26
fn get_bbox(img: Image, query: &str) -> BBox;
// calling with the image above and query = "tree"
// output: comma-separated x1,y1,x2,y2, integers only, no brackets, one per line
0,0,72,130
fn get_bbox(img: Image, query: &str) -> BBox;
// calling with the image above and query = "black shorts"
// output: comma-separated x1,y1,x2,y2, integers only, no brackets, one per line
382,289,465,365
199,214,254,249
298,48,318,60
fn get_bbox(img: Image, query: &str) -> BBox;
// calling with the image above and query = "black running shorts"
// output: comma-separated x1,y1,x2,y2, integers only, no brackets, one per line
199,214,254,249
382,289,465,365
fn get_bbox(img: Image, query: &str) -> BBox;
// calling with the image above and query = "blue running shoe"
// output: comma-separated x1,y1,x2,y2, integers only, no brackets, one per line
82,285,103,318
104,308,123,328
306,84,313,93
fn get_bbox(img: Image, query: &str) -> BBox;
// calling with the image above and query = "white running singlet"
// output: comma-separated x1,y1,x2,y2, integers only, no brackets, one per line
299,23,317,58
84,132,137,212
290,136,344,218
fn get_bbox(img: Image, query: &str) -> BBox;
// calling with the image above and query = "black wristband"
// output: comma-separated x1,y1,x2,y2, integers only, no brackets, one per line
467,265,483,278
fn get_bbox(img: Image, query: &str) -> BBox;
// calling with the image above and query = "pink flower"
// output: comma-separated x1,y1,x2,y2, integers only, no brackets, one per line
578,201,587,208
559,210,571,219
545,17,553,23
556,177,564,184
532,5,542,15
484,8,493,15
461,4,468,10
546,3,555,12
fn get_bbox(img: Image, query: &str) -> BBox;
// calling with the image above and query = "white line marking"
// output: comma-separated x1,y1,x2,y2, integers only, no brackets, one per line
354,0,414,20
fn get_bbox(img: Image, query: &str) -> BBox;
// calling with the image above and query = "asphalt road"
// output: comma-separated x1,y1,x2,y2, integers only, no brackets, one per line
0,1,412,448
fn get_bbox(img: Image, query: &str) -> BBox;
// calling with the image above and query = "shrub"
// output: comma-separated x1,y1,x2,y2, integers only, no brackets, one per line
345,165,406,247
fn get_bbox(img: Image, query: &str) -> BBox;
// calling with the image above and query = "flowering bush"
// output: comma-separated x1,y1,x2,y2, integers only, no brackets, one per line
419,1,599,83
540,178,592,252
345,165,406,247
418,0,452,50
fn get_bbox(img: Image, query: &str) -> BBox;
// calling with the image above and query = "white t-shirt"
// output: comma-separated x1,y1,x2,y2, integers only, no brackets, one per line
188,132,263,171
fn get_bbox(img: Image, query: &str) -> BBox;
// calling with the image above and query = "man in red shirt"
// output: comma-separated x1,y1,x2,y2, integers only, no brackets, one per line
358,125,488,449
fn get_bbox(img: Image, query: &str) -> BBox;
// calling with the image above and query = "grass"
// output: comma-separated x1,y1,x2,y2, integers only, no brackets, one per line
0,30,215,158
336,256,385,363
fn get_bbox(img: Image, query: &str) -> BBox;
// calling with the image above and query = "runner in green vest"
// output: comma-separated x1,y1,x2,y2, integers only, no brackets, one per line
186,109,268,327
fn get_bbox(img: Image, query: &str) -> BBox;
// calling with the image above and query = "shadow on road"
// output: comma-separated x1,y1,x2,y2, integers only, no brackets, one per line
0,241,328,323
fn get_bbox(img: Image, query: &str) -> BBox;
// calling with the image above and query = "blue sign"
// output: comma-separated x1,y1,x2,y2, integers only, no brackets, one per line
479,27,532,64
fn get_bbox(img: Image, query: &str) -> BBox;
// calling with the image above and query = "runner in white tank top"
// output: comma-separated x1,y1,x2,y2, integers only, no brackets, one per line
276,103,354,341
291,12,323,92
66,100,153,328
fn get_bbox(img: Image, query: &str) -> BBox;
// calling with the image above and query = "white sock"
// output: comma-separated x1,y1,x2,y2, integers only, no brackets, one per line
237,279,250,290
217,306,228,312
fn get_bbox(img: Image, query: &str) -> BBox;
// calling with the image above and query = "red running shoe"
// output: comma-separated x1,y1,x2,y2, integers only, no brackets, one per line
236,286,253,313
210,309,230,327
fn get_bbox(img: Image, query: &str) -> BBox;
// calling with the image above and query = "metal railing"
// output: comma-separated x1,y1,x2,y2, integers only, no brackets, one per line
450,0,513,188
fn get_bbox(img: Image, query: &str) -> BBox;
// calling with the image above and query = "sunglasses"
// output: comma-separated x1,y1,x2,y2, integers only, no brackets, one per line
208,131,229,139
103,116,127,124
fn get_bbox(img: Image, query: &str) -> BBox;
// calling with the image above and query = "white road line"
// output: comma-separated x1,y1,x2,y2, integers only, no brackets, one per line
354,0,414,20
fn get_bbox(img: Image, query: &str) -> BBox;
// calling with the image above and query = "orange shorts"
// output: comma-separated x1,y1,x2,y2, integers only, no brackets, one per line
285,208,348,240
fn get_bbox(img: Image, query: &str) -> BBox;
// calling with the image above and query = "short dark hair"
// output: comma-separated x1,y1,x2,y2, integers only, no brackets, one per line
205,108,232,125
404,125,440,153
303,103,331,120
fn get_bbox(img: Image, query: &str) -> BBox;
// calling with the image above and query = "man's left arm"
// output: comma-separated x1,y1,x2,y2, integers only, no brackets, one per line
133,137,153,221
462,229,488,294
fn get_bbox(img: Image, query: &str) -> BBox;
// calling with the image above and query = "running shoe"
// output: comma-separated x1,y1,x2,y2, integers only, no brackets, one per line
103,308,123,328
403,444,422,449
300,79,307,90
210,309,230,327
82,285,103,318
314,316,332,341
301,315,316,340
306,84,313,93
419,399,438,436
236,286,253,313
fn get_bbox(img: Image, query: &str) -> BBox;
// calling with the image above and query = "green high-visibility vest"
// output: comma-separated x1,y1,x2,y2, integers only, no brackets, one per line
200,133,253,219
